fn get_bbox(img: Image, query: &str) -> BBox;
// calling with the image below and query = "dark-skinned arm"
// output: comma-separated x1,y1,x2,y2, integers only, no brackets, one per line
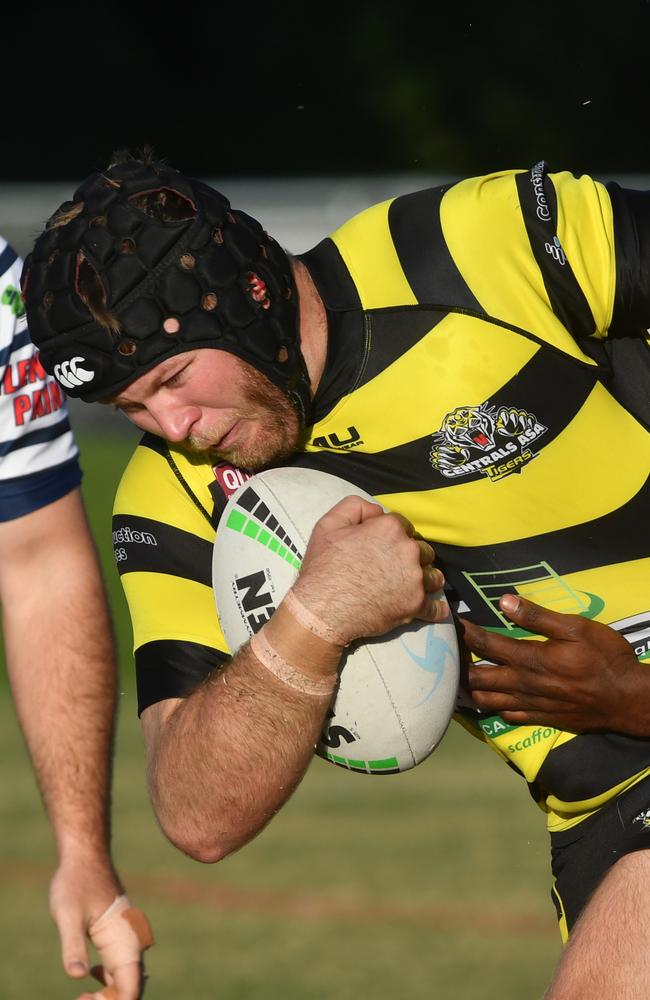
462,594,649,735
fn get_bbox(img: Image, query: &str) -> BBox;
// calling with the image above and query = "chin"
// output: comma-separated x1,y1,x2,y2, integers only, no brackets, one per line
189,393,301,469
204,433,298,471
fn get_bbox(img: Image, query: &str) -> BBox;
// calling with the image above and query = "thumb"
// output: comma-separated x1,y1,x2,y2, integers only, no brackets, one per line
53,908,90,979
498,593,578,640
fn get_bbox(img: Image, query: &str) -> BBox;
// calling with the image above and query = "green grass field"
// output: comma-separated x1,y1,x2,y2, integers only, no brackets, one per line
0,431,561,999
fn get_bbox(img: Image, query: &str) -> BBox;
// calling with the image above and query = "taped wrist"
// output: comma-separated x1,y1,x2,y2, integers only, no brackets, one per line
250,629,337,698
283,588,348,647
89,894,153,973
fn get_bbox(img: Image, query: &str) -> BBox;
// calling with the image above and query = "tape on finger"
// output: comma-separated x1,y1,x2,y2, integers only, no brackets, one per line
89,894,154,974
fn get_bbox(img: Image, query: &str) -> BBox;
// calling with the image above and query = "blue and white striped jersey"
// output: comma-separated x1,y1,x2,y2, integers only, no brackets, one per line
0,237,81,520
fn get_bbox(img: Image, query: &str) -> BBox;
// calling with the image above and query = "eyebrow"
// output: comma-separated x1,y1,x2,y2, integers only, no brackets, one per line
110,358,184,408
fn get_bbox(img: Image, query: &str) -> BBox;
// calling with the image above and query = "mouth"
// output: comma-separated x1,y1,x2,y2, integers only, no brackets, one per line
190,420,241,454
216,421,241,451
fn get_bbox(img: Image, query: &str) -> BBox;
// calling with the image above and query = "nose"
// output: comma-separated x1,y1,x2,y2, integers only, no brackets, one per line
148,398,201,442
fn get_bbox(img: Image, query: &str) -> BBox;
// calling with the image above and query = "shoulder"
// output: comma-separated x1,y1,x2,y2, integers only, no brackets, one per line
115,433,224,539
0,234,80,493
0,236,20,286
0,237,25,351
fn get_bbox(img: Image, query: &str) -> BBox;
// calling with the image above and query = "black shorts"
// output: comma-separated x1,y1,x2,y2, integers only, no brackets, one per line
550,772,650,937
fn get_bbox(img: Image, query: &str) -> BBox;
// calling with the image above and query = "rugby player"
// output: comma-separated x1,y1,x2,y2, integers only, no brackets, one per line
0,236,152,998
22,152,650,997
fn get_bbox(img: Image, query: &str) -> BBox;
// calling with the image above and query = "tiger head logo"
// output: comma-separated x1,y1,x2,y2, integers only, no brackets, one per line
438,405,497,453
430,402,547,479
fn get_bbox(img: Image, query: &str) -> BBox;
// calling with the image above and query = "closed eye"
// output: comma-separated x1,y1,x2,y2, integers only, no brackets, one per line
163,362,191,388
116,400,145,415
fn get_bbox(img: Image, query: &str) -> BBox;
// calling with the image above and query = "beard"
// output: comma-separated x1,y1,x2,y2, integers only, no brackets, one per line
185,362,302,470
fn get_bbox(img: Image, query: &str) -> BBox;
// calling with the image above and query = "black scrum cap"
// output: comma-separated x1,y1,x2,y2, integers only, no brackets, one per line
22,159,310,423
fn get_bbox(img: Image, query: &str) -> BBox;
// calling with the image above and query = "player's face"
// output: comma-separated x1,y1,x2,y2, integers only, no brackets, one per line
113,349,301,469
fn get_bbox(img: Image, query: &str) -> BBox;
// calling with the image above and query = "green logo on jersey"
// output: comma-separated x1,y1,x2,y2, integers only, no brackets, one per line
2,285,25,318
462,561,605,637
507,727,561,754
478,716,519,738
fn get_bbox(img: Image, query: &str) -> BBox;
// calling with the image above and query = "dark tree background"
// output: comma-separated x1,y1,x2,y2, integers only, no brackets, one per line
11,2,650,180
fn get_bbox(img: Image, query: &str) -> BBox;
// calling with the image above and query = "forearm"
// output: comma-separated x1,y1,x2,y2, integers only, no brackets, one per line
145,499,443,862
2,492,118,862
148,602,342,862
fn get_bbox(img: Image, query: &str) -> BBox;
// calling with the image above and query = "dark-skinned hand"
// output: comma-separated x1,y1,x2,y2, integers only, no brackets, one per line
461,593,647,735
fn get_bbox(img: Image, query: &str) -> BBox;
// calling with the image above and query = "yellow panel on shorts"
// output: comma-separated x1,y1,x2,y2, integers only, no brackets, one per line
307,314,539,453
122,571,228,654
330,200,417,309
552,881,570,944
545,766,650,833
439,171,605,359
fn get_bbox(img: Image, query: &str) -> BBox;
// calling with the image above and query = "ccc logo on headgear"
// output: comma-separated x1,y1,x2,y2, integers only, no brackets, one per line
54,356,95,389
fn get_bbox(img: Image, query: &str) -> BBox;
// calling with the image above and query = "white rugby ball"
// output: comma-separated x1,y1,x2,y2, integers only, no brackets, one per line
212,467,459,774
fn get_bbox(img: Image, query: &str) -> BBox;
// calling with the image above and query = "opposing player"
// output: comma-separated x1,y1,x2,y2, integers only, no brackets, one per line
0,235,152,998
22,153,650,997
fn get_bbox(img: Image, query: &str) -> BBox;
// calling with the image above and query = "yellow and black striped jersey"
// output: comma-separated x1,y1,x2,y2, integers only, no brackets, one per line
114,163,650,834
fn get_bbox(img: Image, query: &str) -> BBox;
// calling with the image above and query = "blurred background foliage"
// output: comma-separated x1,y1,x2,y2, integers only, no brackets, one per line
8,1,650,180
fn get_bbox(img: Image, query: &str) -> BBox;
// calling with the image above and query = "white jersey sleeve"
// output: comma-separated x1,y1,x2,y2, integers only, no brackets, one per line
0,237,81,520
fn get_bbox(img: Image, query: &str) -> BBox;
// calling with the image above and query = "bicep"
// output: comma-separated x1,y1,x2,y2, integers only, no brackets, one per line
0,487,93,593
141,697,184,767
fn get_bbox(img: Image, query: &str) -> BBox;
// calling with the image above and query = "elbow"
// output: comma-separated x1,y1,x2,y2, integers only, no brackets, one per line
154,806,250,864
174,835,230,866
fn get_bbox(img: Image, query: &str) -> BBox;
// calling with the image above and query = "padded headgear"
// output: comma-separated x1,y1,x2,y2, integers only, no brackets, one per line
22,159,310,422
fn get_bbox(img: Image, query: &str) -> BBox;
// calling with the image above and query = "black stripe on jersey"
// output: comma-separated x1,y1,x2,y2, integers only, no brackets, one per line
357,308,448,388
0,417,73,456
536,732,650,803
606,184,650,339
300,343,599,496
602,337,650,430
299,239,362,312
515,163,595,342
310,307,368,423
387,187,483,312
208,479,229,528
112,514,213,585
135,639,227,715
439,477,650,628
140,431,167,456
290,446,434,494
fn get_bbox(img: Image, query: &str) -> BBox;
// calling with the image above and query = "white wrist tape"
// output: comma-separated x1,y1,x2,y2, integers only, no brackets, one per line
283,589,348,647
250,629,337,697
88,894,154,975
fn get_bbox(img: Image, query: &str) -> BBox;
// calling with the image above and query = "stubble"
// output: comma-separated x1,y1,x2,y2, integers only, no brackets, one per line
186,363,302,470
